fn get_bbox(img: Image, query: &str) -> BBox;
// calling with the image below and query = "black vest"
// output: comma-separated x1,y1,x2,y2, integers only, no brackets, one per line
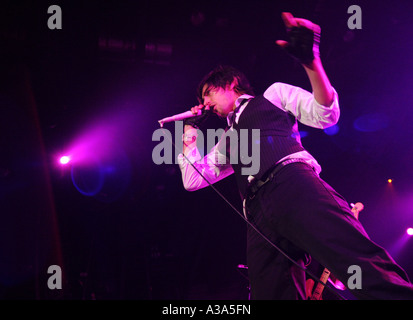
230,95,305,197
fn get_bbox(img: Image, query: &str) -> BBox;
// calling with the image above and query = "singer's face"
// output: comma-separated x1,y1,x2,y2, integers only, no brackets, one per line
201,84,238,118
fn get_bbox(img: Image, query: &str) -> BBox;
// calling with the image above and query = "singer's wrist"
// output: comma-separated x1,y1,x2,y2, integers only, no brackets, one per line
184,125,198,132
183,133,198,148
182,134,197,142
183,127,198,148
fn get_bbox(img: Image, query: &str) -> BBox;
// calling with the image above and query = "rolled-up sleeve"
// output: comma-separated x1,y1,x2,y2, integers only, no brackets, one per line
263,82,340,129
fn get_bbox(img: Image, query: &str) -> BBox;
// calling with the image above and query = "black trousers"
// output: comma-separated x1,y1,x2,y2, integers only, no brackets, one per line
245,162,413,300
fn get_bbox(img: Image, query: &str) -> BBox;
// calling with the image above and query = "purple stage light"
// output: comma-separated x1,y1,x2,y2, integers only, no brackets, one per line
323,124,339,136
59,156,71,165
407,228,413,236
353,112,389,132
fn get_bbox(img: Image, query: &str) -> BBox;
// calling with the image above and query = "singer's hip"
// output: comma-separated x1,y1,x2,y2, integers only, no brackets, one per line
243,161,322,226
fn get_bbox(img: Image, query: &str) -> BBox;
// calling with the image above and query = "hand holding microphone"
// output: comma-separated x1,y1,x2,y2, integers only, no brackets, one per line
184,104,212,129
158,104,212,129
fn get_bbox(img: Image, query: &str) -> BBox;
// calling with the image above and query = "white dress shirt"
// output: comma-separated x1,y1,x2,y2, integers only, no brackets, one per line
178,82,340,191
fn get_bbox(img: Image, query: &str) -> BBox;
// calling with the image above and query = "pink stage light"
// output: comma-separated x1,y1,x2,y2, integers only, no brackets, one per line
59,156,71,165
407,228,413,236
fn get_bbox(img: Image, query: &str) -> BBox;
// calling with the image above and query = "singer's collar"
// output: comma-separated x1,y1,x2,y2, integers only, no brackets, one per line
227,94,254,127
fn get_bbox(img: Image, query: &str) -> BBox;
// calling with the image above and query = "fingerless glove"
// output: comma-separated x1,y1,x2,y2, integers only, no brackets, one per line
284,26,320,66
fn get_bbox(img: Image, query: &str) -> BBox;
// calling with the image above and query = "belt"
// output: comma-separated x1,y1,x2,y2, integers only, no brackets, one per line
242,158,310,220
245,158,309,199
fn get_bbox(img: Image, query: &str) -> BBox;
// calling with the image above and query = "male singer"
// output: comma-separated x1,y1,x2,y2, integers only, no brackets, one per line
177,12,413,299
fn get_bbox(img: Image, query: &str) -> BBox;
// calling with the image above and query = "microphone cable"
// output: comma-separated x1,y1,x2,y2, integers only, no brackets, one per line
158,124,347,300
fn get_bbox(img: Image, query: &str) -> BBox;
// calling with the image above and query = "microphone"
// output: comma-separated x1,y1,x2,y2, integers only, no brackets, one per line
158,109,202,127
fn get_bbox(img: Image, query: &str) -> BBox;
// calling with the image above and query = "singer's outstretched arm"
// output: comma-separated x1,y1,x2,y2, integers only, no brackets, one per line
276,12,335,107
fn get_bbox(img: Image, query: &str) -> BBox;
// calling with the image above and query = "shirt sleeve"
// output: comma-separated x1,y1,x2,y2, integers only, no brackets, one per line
177,142,234,192
263,82,340,129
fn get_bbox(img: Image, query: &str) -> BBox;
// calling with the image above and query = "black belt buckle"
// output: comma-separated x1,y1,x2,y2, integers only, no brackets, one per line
245,168,275,200
244,158,305,200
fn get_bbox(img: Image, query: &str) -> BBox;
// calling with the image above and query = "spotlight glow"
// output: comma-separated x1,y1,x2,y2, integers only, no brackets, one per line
387,179,392,183
323,124,339,136
59,156,71,165
407,228,413,236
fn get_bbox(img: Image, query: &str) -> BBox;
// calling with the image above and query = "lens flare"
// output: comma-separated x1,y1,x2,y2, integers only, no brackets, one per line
59,156,71,165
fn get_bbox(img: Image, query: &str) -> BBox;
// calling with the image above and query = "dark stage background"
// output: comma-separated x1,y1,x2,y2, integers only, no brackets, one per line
1,0,413,300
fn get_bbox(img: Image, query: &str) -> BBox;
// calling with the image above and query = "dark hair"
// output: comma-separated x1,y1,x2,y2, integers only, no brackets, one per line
196,65,254,103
